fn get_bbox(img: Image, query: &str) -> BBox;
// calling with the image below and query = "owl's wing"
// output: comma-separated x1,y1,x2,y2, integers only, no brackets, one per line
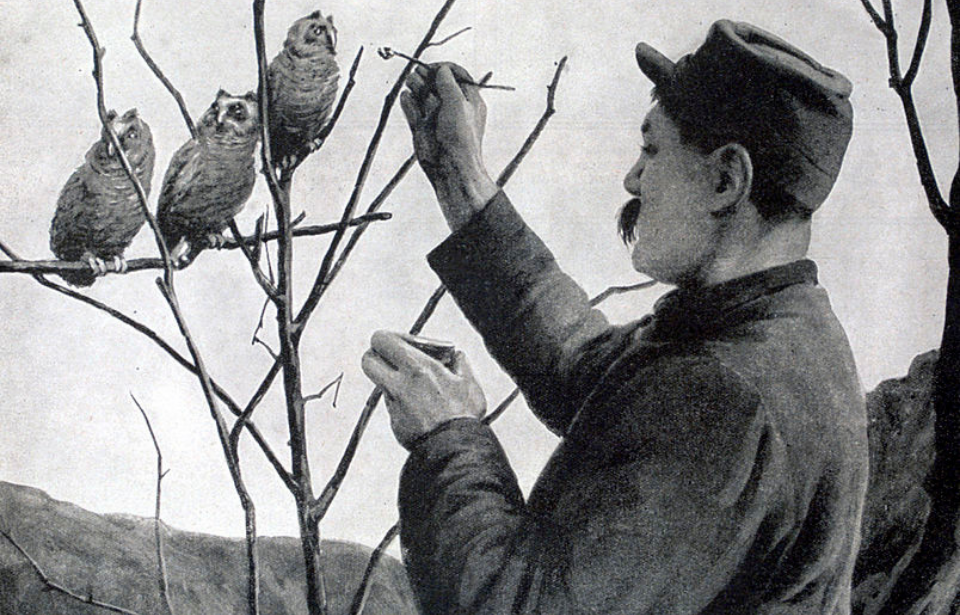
157,139,205,215
50,169,94,259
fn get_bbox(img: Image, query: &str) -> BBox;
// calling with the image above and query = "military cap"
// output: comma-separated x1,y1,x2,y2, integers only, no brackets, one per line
635,20,853,212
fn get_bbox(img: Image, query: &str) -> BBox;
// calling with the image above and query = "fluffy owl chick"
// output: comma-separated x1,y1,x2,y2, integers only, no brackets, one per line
50,109,155,287
157,90,260,267
268,10,339,167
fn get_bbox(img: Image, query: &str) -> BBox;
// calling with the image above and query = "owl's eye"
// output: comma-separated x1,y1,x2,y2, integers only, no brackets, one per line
312,25,324,36
124,128,139,140
229,105,247,121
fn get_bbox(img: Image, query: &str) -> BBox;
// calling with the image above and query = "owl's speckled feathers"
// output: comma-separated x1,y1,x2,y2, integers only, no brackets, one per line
50,109,155,287
268,10,339,166
157,90,260,266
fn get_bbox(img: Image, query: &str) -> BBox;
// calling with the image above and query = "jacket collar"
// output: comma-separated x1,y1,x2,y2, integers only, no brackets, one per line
650,259,819,339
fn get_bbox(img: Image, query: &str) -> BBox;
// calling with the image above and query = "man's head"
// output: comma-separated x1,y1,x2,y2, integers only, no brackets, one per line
620,20,853,286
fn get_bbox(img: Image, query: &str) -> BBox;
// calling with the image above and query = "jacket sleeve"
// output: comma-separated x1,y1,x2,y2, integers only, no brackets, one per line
427,190,642,435
398,356,788,614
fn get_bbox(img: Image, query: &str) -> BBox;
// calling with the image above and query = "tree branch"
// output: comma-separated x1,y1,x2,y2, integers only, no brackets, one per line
857,0,957,231
495,57,567,187
902,0,933,88
860,0,889,32
130,394,175,615
0,213,393,276
229,220,279,299
131,0,196,138
0,525,144,615
283,47,365,178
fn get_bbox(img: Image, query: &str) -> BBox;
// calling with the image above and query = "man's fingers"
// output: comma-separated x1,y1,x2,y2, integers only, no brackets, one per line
400,90,419,128
370,330,423,372
445,63,476,86
406,70,428,99
434,65,467,103
361,349,402,392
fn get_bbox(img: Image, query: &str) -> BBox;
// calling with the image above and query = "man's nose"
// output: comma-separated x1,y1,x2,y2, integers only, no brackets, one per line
623,157,644,195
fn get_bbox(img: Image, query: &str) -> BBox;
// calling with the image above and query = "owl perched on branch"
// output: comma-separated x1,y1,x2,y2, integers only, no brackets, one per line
268,10,340,167
50,109,155,287
157,90,260,267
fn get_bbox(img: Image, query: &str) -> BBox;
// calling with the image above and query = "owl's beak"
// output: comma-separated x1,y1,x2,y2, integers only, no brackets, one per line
216,110,229,128
106,141,116,157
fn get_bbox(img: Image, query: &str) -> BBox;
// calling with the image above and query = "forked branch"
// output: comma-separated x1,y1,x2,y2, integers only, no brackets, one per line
0,524,143,615
132,0,196,137
130,394,175,615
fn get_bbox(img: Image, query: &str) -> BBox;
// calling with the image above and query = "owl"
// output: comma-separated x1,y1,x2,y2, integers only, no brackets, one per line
156,90,260,266
268,10,339,167
50,109,155,287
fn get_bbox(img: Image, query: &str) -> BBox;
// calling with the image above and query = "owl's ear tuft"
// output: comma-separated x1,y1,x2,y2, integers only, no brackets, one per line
308,10,322,19
217,88,228,99
242,91,258,102
122,108,139,120
326,15,334,26
106,109,118,122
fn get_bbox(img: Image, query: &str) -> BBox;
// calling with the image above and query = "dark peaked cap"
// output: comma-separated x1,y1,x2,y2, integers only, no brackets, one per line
635,20,854,212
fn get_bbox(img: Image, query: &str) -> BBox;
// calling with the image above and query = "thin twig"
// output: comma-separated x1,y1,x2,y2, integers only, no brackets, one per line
312,284,448,518
347,523,401,615
497,57,567,186
230,220,279,299
0,213,393,276
304,373,344,405
376,48,515,91
131,0,196,138
284,47,365,178
857,0,957,231
859,0,888,31
320,156,416,296
253,336,279,361
0,525,143,615
155,280,260,615
130,394,175,615
902,0,932,89
428,26,472,48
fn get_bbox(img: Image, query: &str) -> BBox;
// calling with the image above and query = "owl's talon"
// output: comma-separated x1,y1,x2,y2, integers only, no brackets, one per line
113,256,128,274
84,254,108,277
205,233,227,249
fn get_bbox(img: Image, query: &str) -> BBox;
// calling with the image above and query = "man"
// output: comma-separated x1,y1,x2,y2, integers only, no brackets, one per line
362,20,869,614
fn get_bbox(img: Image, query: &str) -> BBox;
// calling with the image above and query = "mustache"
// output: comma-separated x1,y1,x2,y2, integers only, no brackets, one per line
618,197,642,244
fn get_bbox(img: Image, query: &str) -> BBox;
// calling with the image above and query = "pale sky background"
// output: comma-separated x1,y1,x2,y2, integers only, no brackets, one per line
0,0,954,552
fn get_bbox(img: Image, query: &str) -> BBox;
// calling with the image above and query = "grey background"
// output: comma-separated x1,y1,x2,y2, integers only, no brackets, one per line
0,0,950,552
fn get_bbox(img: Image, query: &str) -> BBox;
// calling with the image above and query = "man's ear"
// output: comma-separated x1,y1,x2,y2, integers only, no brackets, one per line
707,143,753,215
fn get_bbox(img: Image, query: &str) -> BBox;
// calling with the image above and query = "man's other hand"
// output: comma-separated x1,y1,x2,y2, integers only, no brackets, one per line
400,62,499,231
362,330,486,449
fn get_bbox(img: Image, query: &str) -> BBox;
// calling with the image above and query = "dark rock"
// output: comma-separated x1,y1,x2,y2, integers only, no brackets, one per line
0,481,418,614
853,350,939,613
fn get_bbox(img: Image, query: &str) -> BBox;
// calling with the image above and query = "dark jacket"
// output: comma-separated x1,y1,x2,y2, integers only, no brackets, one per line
400,191,869,614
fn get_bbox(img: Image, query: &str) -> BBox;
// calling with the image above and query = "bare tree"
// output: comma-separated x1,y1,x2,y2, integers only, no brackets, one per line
0,1,588,613
857,0,960,612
